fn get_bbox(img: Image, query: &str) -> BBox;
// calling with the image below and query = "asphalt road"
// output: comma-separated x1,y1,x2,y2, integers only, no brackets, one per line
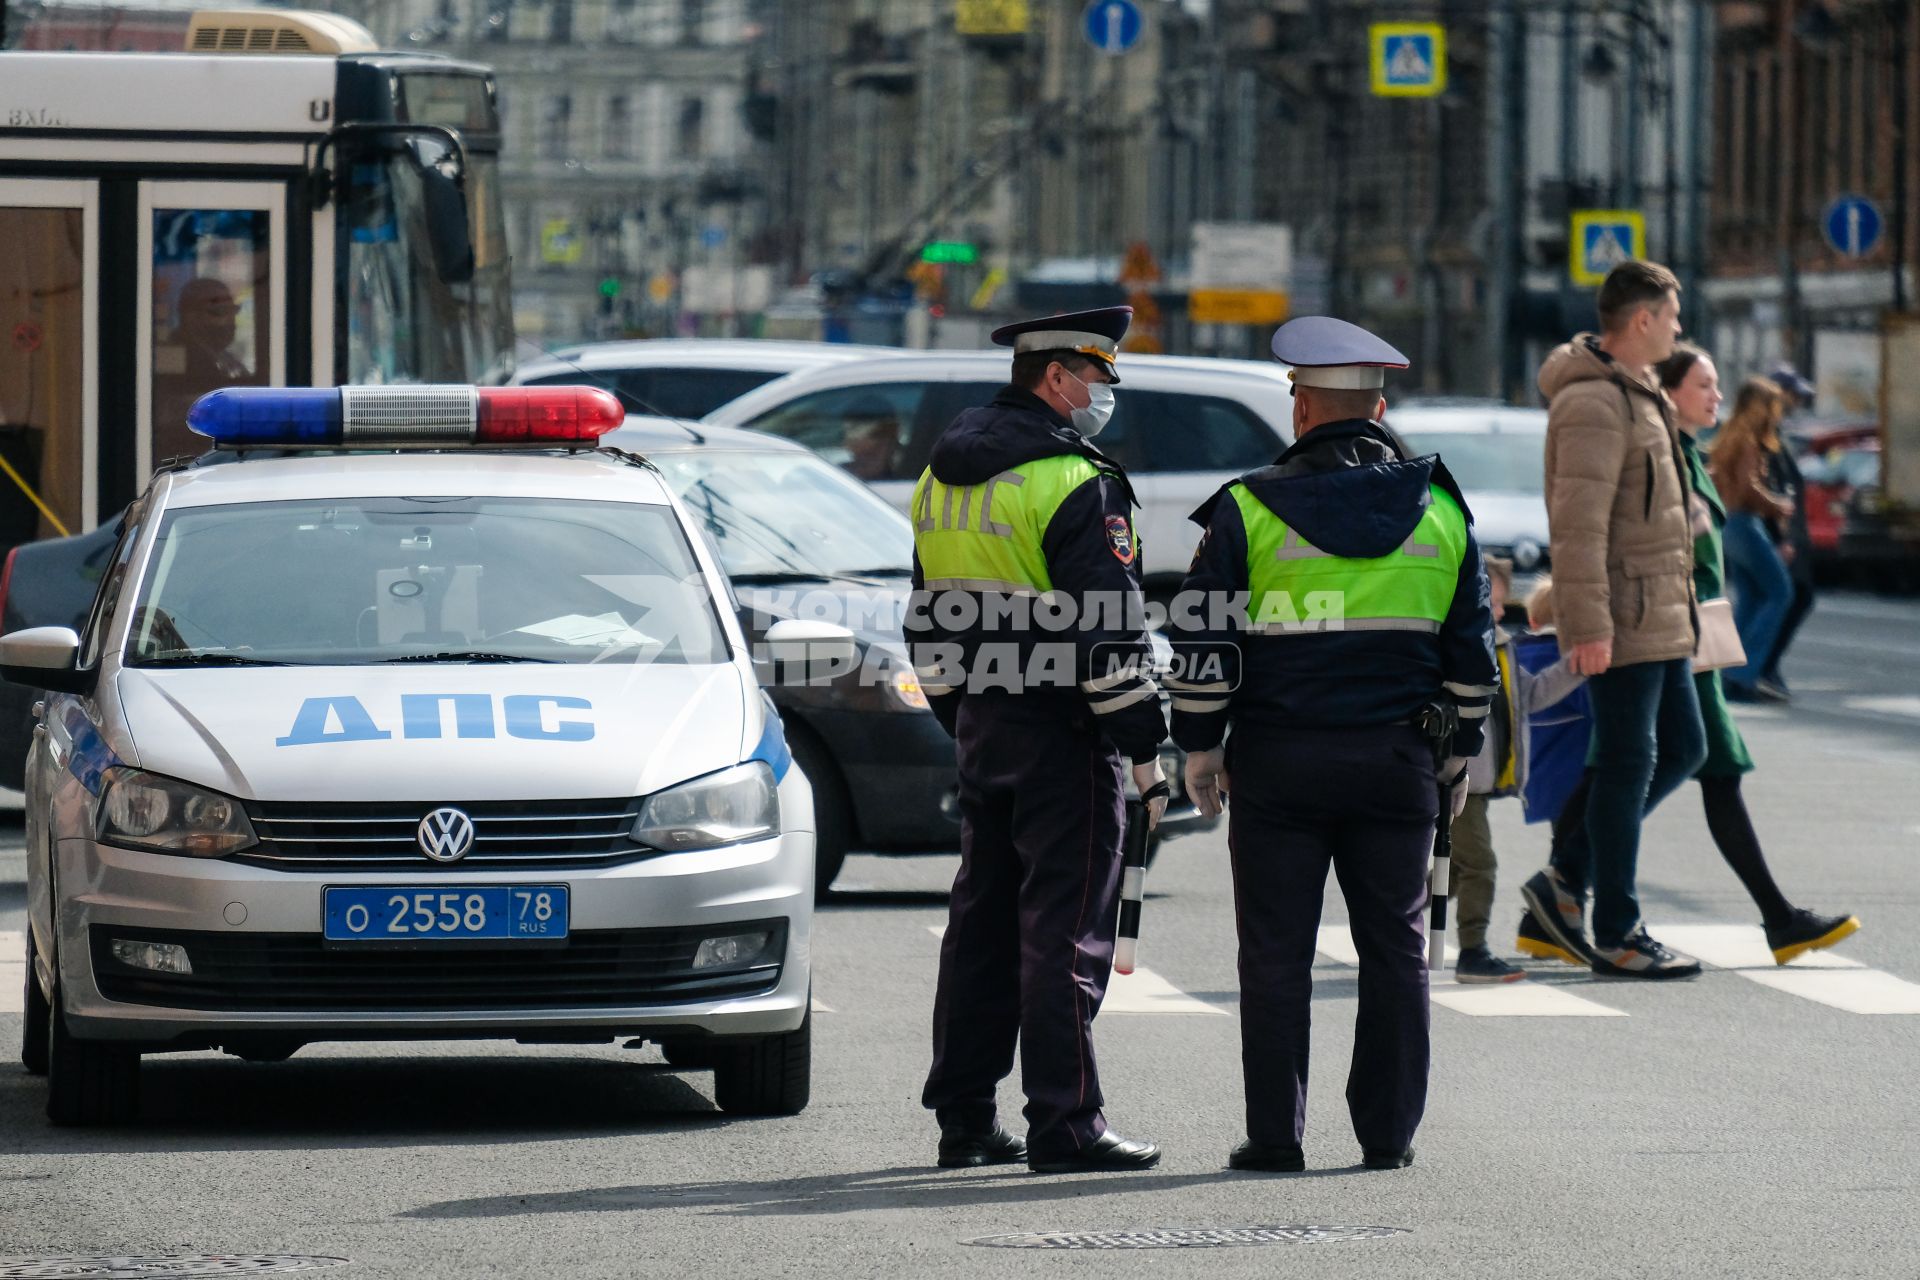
2,591,1917,1279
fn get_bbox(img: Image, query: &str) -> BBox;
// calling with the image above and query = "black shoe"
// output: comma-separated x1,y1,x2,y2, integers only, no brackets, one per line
938,1124,1027,1168
1765,909,1861,965
1518,870,1596,967
1362,1147,1414,1169
1723,681,1761,703
1753,678,1791,703
1590,929,1702,979
1029,1130,1162,1174
1228,1139,1305,1172
1454,943,1527,984
1515,909,1586,966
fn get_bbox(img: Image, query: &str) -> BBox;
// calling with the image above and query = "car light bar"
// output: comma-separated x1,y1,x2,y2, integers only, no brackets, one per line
186,385,625,448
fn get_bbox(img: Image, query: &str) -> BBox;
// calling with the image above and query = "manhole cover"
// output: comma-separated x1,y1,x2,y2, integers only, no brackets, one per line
967,1225,1407,1249
0,1257,348,1278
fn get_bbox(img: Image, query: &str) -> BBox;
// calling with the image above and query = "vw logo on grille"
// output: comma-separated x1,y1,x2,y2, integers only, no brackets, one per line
416,807,476,863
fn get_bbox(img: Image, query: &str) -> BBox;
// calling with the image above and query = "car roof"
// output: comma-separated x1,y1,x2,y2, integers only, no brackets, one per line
157,450,675,509
511,339,905,381
704,350,1295,424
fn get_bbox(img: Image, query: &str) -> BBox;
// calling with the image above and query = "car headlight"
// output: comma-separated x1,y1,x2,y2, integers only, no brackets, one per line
95,767,256,857
886,666,931,712
632,761,779,852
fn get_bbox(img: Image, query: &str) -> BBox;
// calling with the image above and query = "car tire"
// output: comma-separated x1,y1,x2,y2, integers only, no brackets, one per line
45,980,140,1127
786,728,849,899
711,1009,811,1117
21,930,49,1077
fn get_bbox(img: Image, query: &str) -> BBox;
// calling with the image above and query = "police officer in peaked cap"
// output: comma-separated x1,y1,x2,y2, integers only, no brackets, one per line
1167,316,1497,1172
908,306,1171,1174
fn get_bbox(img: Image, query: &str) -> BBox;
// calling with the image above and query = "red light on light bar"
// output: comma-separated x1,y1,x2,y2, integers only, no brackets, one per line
475,387,625,443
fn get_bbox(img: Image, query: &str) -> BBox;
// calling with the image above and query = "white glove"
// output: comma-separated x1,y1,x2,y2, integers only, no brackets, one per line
1440,755,1470,820
1183,748,1228,820
1448,771,1469,820
1130,759,1170,831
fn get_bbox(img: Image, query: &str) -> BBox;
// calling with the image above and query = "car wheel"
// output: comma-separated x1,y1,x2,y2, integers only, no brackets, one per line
21,930,49,1076
786,728,850,898
45,978,140,1126
711,1009,811,1117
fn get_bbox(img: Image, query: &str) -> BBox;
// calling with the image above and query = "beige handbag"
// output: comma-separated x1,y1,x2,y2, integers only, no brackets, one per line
1693,597,1746,673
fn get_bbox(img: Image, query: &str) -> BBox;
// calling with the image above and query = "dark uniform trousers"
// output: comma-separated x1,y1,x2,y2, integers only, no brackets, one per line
922,694,1127,1159
1227,721,1436,1154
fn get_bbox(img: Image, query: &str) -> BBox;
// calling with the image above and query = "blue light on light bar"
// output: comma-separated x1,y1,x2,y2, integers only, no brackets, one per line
188,388,344,446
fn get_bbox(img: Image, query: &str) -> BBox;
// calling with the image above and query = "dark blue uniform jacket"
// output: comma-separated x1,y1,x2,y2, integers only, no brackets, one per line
1170,419,1497,759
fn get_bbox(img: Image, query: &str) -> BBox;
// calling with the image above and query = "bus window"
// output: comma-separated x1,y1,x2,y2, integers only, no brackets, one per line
149,208,271,463
0,199,88,544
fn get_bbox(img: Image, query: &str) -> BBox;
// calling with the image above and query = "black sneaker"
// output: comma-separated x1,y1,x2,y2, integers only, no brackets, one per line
1515,909,1588,966
1765,909,1861,965
1454,944,1527,984
1753,678,1791,703
1518,870,1595,966
1590,929,1702,980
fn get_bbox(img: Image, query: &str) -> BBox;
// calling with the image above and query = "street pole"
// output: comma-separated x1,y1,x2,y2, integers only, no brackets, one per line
1686,0,1711,343
1490,0,1516,399
1892,0,1911,313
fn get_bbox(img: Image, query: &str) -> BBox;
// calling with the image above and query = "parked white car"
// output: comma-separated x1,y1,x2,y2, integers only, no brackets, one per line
703,351,1294,583
509,339,903,420
1387,400,1552,592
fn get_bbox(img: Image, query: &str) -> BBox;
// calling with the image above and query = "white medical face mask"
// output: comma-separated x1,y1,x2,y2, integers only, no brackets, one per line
1068,372,1116,438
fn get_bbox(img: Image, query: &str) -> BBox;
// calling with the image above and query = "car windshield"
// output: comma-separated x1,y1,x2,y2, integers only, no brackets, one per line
648,448,913,580
123,496,728,666
524,367,783,419
1395,423,1547,494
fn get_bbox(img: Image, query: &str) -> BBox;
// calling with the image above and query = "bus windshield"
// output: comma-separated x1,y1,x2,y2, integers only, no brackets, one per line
340,145,515,387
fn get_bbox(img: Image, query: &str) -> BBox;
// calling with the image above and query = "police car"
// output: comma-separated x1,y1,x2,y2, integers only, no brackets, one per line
2,386,849,1126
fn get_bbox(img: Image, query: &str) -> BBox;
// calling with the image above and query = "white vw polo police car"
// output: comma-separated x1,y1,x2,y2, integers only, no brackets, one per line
3,386,848,1126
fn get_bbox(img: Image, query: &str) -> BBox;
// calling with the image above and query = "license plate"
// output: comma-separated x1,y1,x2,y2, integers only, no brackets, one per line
323,885,569,942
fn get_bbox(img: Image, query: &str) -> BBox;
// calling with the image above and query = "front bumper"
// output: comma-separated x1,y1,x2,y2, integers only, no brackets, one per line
54,828,814,1046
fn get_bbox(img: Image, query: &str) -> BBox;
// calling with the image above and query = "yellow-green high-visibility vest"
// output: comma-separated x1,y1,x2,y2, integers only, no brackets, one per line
911,455,1112,595
1231,483,1467,634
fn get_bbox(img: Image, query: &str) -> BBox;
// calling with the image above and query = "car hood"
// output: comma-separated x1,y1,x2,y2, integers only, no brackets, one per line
108,663,750,802
1460,491,1550,550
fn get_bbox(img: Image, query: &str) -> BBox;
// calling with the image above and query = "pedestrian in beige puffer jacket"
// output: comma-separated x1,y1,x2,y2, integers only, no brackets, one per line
1539,335,1697,666
1515,260,1709,983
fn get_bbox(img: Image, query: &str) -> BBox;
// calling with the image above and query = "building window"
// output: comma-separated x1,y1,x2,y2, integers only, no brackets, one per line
607,0,636,42
542,93,574,156
605,95,631,159
676,95,706,158
483,6,509,41
550,0,573,43
681,0,704,45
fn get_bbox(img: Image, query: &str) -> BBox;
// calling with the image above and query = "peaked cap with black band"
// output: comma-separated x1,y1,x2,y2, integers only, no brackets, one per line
1272,315,1409,390
990,305,1132,384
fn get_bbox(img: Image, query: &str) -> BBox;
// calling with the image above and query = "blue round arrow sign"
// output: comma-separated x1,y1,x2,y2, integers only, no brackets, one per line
1082,0,1143,54
1823,195,1884,258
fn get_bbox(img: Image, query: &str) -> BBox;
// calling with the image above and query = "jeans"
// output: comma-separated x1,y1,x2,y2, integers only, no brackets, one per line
1761,573,1815,686
1723,512,1793,689
1548,657,1706,947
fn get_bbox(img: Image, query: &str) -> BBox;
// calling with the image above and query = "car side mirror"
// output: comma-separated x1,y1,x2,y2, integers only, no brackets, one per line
761,619,858,686
0,626,94,693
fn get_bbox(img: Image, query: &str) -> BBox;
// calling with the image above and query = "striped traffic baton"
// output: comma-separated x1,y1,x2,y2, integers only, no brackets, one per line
1114,781,1171,976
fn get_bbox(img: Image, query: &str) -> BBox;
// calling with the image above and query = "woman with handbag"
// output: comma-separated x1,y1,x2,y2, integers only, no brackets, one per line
1521,345,1860,967
1707,377,1798,701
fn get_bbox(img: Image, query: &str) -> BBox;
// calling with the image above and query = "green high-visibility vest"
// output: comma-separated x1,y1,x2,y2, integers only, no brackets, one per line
1231,482,1466,634
912,455,1109,594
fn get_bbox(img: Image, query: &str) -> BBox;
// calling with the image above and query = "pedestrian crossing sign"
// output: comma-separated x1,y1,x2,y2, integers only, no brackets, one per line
1370,23,1446,97
1570,210,1647,286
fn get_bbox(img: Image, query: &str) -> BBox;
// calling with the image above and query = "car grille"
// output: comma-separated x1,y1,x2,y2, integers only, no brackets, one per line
237,797,650,870
90,922,785,1012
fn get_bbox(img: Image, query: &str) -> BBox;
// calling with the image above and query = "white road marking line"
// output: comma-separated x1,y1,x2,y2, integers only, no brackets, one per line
926,925,1225,1015
1843,695,1920,719
0,962,22,1014
1430,980,1627,1018
1742,970,1920,1015
1649,923,1864,971
810,997,834,1013
1315,924,1456,968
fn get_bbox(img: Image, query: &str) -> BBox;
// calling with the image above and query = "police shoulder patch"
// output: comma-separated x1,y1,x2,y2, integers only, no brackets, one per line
1105,514,1136,566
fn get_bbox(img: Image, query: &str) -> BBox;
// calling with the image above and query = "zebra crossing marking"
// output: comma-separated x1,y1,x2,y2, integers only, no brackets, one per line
1740,969,1920,1015
925,925,1224,1015
1316,924,1625,1016
1649,923,1863,971
0,930,23,1015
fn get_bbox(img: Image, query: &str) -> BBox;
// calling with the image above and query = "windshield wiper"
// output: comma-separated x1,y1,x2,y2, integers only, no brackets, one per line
135,652,295,668
835,566,912,578
381,651,557,664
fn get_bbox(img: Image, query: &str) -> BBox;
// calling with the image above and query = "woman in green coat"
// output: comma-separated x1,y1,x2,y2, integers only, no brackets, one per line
1657,346,1858,963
